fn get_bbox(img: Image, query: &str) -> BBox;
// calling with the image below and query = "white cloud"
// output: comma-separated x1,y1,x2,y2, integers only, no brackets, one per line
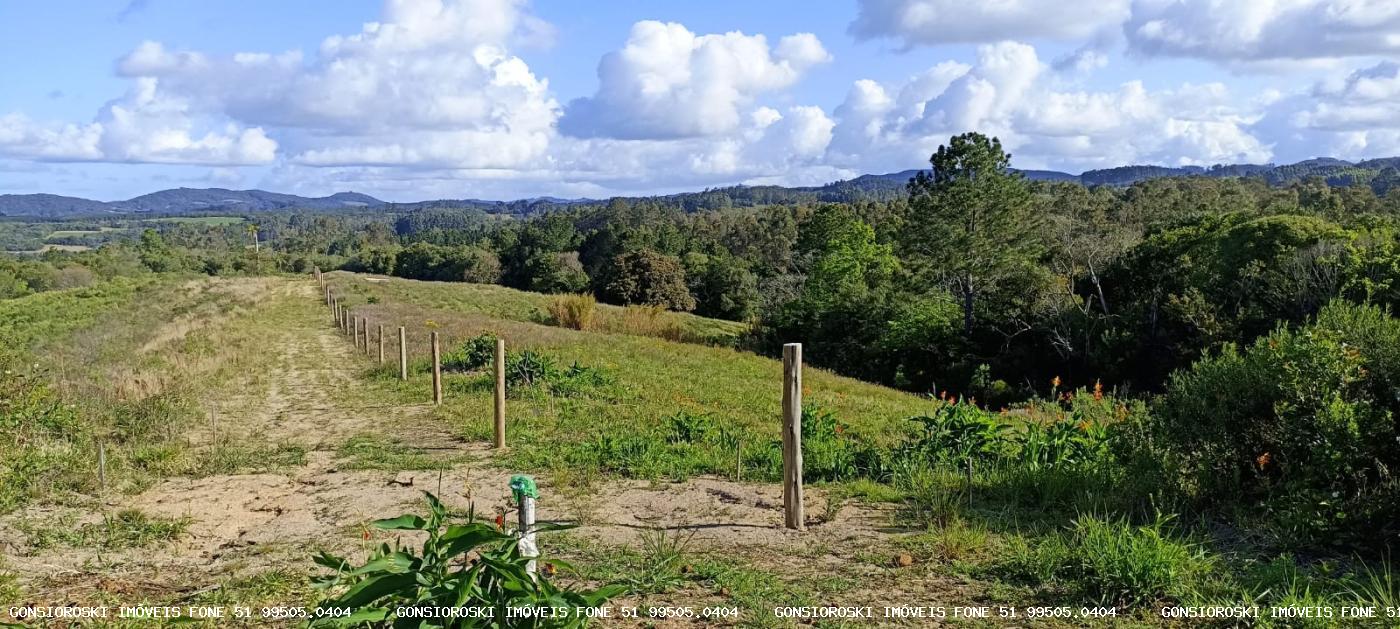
1125,0,1400,62
828,41,1273,173
0,78,274,165
0,114,103,161
559,21,831,139
109,0,559,169
850,0,1129,47
1253,61,1400,162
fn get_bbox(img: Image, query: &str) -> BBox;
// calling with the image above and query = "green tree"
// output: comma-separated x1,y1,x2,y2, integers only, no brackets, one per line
599,249,696,311
905,133,1042,335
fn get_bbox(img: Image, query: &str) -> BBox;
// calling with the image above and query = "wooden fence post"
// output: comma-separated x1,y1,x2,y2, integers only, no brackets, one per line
782,343,804,531
431,331,443,405
354,315,360,344
360,318,368,352
378,324,385,364
98,440,107,494
398,327,408,381
494,338,506,449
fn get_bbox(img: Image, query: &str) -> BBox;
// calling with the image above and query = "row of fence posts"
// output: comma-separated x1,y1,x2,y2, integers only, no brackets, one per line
310,268,806,531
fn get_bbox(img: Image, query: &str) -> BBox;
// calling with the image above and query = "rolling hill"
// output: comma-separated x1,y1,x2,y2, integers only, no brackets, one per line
2,156,1398,219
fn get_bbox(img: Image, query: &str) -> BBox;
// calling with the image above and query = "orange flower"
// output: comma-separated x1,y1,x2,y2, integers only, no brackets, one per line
1093,380,1104,401
1051,376,1061,389
494,514,506,531
834,425,844,435
1256,452,1272,470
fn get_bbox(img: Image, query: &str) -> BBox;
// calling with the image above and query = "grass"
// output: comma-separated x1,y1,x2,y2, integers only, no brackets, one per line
0,275,317,513
144,216,244,226
18,509,189,551
337,433,469,470
327,271,748,345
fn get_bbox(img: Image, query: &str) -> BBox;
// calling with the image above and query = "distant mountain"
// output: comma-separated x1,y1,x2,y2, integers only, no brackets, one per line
0,188,384,218
2,157,1398,219
0,193,114,218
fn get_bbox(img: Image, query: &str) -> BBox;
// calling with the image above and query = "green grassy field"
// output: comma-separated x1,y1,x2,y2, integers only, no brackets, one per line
330,271,749,345
4,272,1396,626
144,216,244,226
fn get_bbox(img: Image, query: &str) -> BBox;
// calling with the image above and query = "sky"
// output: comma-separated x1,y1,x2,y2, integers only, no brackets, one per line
2,0,1399,202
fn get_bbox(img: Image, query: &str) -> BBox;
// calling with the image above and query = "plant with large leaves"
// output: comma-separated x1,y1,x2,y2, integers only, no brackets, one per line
309,492,623,628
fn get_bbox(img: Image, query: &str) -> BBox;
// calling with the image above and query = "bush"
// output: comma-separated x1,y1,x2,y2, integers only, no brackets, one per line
309,492,621,627
440,333,498,373
598,249,696,311
896,401,1011,468
548,294,596,330
1154,301,1400,549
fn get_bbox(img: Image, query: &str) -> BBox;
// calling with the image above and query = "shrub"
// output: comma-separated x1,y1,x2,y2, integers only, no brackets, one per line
1154,301,1400,549
309,492,621,627
440,333,498,373
896,401,1011,468
548,294,596,330
598,249,696,311
505,350,559,388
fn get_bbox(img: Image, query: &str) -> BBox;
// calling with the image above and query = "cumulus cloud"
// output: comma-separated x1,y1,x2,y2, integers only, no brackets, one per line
0,79,273,165
828,41,1273,173
110,0,559,169
1253,61,1400,161
1125,0,1400,62
559,22,831,139
849,0,1129,47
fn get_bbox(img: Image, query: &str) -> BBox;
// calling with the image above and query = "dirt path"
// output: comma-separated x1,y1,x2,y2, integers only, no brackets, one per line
4,277,958,620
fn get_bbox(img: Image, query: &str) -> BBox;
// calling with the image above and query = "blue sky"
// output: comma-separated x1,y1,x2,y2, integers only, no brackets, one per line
2,0,1398,201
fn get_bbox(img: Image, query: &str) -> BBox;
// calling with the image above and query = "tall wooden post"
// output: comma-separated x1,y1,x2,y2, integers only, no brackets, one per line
782,343,804,531
398,327,408,381
431,331,443,406
353,315,360,344
378,324,385,364
97,440,107,494
494,338,506,449
360,318,368,352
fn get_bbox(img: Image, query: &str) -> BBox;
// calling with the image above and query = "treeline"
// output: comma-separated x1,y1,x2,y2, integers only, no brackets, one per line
9,133,1400,402
325,137,1400,402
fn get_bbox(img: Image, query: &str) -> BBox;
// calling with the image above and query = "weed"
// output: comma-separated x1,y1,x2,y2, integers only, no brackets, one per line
309,492,622,626
626,528,694,594
548,294,597,330
20,509,188,550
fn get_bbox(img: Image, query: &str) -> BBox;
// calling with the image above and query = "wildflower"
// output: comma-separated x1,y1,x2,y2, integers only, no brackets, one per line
1093,380,1104,401
1060,392,1072,402
361,528,371,540
1051,376,1061,389
1256,452,1271,470
834,425,844,435
494,514,506,531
